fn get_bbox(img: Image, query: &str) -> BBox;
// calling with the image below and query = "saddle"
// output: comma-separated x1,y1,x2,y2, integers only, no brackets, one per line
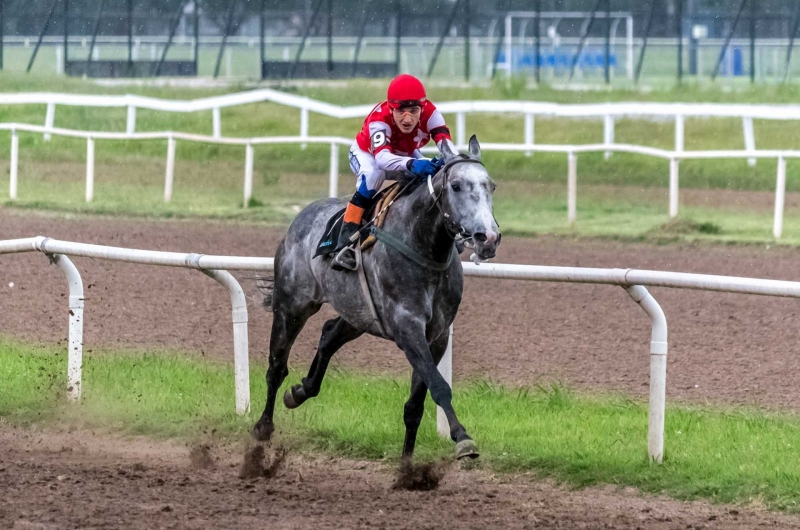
313,182,402,258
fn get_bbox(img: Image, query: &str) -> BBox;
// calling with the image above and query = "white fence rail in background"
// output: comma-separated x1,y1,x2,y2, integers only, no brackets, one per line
6,237,800,462
3,123,797,239
1,87,797,154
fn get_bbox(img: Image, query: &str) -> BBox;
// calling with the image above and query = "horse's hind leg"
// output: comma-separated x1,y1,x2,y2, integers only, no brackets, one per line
284,317,362,409
253,301,319,442
401,333,448,460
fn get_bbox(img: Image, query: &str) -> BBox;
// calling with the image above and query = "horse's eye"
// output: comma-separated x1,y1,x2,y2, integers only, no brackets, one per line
451,182,461,192
490,183,497,193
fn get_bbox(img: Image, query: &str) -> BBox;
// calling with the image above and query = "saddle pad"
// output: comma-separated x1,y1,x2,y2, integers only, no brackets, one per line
313,207,347,258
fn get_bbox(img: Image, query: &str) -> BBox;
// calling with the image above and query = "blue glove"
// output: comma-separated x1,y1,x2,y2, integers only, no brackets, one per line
431,156,445,170
408,158,438,179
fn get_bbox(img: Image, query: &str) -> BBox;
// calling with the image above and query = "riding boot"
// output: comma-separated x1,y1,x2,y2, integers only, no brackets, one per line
332,193,373,271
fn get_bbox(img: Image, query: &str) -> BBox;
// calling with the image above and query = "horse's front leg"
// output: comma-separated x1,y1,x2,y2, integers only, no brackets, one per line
401,333,450,460
394,318,478,460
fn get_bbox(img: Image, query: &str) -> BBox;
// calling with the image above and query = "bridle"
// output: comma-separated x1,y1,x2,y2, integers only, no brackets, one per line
361,155,498,272
427,157,490,247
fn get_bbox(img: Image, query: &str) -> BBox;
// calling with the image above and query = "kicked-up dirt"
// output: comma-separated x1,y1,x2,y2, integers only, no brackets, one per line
3,423,800,530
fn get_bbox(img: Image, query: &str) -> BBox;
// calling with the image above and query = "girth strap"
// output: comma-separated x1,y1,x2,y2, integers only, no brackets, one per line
371,226,455,272
354,241,386,336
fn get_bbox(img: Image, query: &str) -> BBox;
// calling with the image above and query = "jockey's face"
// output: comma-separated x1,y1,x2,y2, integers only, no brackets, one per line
392,106,422,134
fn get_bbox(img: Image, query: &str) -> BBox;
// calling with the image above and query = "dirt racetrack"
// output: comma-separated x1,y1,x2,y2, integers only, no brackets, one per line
5,422,800,530
3,209,800,408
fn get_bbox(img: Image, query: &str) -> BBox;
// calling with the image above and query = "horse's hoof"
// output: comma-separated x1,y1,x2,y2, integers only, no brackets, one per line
455,439,480,460
283,384,304,409
252,420,274,442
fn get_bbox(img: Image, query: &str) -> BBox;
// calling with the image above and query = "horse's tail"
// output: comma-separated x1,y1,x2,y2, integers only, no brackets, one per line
255,276,275,309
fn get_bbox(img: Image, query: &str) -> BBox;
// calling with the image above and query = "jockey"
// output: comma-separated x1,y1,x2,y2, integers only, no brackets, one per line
333,74,456,270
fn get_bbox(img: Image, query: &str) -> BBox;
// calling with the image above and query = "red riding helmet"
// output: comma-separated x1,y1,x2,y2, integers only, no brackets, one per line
387,74,426,109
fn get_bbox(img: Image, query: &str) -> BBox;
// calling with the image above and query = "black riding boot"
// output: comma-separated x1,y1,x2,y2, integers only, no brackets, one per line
331,191,374,271
331,221,361,271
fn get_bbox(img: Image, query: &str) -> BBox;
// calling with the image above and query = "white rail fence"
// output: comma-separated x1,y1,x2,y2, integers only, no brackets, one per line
6,236,800,462
3,124,798,239
0,236,273,415
1,88,797,157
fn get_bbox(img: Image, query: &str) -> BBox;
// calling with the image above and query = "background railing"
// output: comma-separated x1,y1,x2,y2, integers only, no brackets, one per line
0,87,794,155
3,123,798,239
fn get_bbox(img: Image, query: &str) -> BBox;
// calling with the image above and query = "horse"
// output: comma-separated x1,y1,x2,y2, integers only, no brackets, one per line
253,136,501,461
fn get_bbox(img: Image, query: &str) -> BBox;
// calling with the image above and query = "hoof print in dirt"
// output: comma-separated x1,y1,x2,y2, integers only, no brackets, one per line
239,444,288,480
189,443,215,470
392,459,449,491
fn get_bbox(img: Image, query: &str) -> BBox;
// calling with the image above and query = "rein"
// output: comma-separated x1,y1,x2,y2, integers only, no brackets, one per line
370,226,456,271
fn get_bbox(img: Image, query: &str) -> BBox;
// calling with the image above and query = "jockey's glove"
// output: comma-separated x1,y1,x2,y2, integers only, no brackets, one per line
407,158,438,179
431,157,445,170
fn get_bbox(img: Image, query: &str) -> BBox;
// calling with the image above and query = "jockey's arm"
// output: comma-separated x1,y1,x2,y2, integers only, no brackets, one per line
374,149,414,172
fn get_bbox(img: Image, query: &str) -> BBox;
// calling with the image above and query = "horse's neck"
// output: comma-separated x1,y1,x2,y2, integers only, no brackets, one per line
390,183,453,264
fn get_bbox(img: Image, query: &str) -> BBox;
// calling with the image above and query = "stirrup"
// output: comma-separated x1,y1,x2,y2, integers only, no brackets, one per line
332,245,358,271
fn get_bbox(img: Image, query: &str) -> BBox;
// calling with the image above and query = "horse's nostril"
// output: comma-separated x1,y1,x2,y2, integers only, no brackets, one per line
473,232,487,243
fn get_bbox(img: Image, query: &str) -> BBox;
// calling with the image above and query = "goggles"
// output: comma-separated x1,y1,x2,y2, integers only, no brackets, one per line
391,106,422,117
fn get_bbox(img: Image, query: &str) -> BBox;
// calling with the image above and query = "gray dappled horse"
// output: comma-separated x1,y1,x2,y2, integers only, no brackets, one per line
253,136,501,460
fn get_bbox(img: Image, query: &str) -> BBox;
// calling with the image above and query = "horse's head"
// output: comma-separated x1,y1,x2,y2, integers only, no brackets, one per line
438,135,501,261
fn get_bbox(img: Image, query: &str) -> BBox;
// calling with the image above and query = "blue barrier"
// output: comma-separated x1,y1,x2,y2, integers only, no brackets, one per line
497,48,617,70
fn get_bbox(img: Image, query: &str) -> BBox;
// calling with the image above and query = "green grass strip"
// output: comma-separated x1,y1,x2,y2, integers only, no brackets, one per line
3,337,800,511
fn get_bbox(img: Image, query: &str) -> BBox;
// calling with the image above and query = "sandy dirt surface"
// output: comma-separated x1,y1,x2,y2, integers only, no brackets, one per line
2,422,799,530
3,209,800,408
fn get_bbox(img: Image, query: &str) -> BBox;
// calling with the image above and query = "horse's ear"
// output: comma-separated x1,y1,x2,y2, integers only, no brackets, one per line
439,139,459,162
468,135,481,161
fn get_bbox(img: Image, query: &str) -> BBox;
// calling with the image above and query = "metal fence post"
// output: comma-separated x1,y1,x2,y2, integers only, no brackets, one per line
774,155,787,239
35,243,85,403
567,152,577,225
300,107,309,149
524,113,534,157
54,254,84,402
212,107,221,138
126,105,136,134
674,114,684,154
624,285,668,464
164,135,175,203
202,269,250,415
669,157,679,219
743,116,756,167
44,102,55,141
85,136,94,203
244,142,254,207
604,114,614,159
9,129,18,200
329,142,339,198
